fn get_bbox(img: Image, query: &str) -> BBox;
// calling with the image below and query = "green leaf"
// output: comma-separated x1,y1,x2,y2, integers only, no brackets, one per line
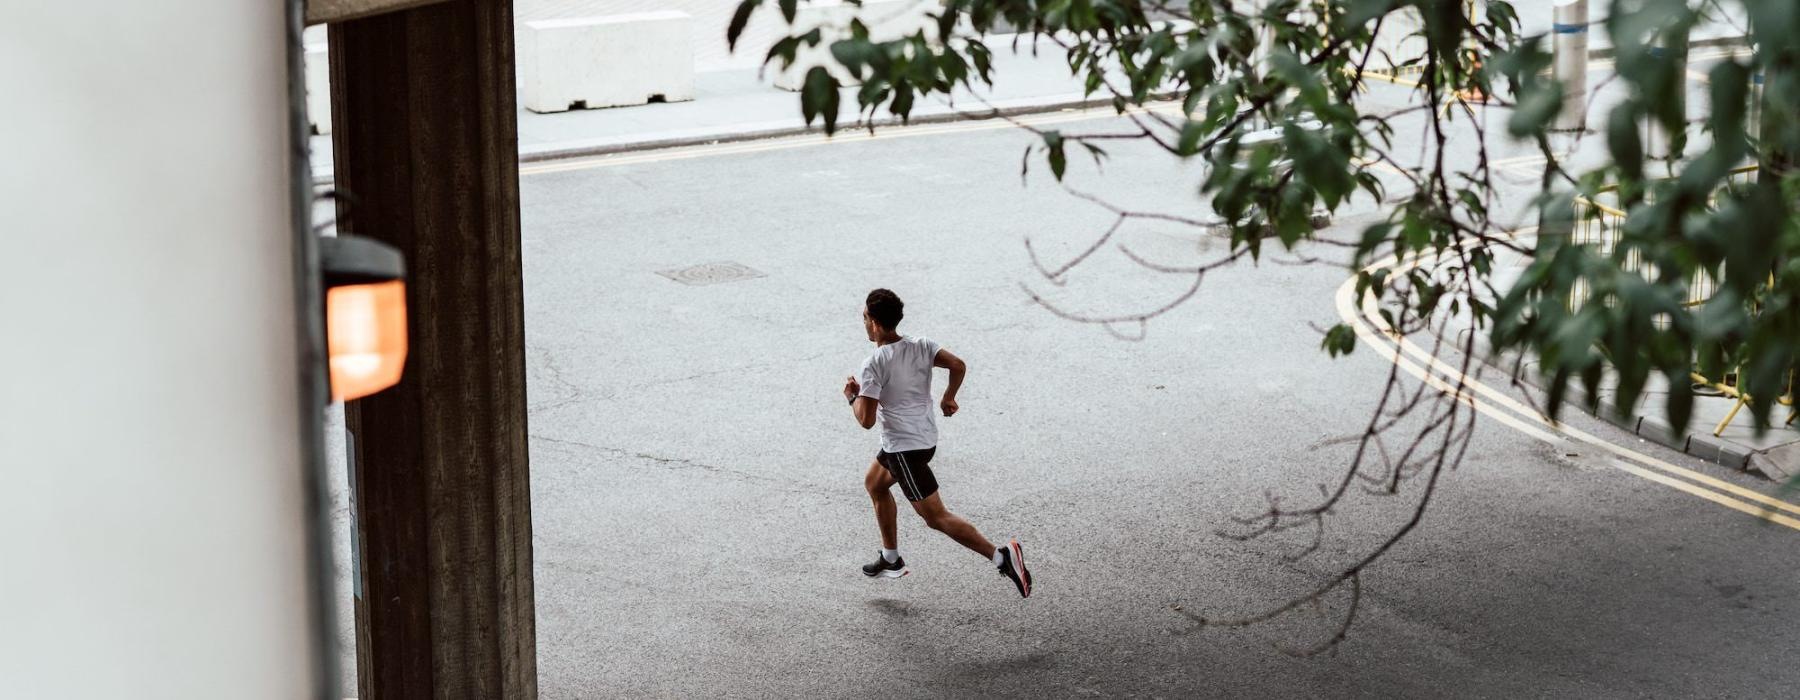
1176,121,1206,157
890,83,914,120
1401,214,1430,252
1507,82,1563,137
800,67,842,134
1043,131,1067,180
1344,0,1401,28
830,38,875,78
1704,60,1750,163
1081,142,1108,168
1607,107,1645,180
1284,123,1352,208
1322,323,1358,357
765,36,802,68
968,42,994,84
856,79,890,110
1421,0,1467,64
727,0,763,51
1355,222,1394,264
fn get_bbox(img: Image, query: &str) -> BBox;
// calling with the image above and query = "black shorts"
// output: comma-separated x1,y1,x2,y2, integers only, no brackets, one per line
876,447,939,502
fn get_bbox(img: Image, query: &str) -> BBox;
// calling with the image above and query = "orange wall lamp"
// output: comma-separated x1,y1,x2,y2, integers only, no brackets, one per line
320,235,407,402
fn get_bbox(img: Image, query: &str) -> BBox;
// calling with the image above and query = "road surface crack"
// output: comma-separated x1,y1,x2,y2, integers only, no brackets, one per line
531,433,850,502
616,349,838,392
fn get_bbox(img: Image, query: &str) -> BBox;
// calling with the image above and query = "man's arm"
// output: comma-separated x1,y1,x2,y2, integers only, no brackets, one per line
843,375,878,429
852,396,879,429
933,348,965,417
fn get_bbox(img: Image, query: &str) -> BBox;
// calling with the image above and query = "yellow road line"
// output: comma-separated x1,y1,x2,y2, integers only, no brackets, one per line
1335,289,1800,528
1357,280,1800,518
1336,245,1800,529
1349,236,1800,515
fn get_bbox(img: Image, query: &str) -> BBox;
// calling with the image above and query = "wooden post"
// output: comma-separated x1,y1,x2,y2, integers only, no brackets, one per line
327,0,537,697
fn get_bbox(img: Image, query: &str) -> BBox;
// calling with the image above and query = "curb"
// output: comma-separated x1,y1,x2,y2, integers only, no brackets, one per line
520,92,1127,163
310,32,1752,186
1585,34,1748,60
508,34,1756,165
312,92,1128,186
1450,327,1761,475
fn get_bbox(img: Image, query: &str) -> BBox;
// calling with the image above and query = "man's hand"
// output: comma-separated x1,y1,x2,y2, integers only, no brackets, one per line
933,348,966,418
843,375,860,403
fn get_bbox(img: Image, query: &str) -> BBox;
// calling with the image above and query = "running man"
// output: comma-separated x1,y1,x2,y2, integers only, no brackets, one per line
841,288,1032,598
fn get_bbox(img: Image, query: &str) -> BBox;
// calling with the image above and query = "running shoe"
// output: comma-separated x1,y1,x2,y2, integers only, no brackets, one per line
862,552,908,579
996,539,1031,598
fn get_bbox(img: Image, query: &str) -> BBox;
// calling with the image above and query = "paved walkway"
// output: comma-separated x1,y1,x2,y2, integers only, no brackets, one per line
518,0,798,70
305,12,1087,181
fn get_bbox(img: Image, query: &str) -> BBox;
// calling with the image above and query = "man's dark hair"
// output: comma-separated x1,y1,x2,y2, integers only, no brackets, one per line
866,288,904,330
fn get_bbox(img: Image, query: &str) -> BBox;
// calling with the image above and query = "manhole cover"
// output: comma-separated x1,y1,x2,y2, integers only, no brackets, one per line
656,261,766,286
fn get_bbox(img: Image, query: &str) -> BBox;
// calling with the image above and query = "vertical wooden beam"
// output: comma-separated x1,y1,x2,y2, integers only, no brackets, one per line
327,1,537,697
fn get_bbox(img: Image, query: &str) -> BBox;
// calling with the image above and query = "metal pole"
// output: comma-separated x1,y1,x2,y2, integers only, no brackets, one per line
1750,70,1764,155
1553,0,1589,132
1255,0,1274,71
1248,0,1275,130
284,0,341,696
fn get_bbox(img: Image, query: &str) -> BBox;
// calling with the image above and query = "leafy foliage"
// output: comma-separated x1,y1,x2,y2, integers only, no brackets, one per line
732,0,1800,648
734,0,1799,438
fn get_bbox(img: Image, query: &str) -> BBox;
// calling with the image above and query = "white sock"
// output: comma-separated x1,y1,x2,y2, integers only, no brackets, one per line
991,546,1006,566
881,548,899,563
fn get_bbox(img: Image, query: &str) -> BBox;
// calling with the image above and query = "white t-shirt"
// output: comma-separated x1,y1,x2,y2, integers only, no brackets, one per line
857,336,942,452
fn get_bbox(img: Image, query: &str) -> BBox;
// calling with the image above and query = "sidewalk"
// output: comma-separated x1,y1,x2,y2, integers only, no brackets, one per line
307,5,1098,183
305,0,1751,182
308,34,1095,182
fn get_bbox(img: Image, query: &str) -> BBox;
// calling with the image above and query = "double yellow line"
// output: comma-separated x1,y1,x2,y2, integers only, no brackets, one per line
1336,239,1800,530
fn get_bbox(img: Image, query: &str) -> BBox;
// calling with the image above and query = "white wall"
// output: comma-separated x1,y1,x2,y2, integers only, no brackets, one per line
0,3,319,699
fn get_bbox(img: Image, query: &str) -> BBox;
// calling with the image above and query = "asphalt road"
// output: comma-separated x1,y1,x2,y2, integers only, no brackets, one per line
330,101,1799,697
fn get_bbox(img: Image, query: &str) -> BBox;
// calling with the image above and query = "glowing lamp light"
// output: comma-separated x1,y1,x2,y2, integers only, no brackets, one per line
327,279,407,401
320,235,407,402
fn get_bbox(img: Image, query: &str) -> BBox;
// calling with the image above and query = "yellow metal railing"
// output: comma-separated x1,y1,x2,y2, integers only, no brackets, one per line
1568,165,1759,312
1568,165,1780,435
1358,2,1479,80
1355,1,1486,109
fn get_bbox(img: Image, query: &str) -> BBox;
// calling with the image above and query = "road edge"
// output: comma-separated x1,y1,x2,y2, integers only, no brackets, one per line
1447,327,1760,474
312,92,1129,187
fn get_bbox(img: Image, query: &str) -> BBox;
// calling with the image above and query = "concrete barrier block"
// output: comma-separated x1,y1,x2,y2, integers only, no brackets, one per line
519,11,696,114
771,0,941,91
304,44,331,135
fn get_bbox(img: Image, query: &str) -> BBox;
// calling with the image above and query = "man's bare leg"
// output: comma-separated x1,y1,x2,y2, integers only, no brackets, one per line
864,460,898,550
909,493,996,559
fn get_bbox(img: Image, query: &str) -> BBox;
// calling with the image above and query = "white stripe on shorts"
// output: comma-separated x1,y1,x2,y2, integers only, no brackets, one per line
895,452,919,499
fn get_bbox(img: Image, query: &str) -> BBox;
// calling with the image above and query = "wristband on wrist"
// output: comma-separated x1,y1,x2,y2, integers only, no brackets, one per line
847,394,857,405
